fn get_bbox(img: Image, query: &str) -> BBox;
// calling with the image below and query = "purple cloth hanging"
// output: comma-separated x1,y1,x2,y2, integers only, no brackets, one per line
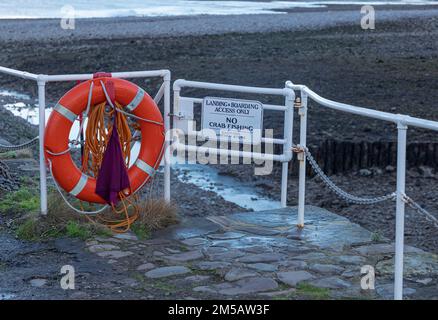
95,81,130,206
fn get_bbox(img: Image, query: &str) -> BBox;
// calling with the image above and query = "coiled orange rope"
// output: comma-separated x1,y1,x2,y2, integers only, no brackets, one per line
81,101,139,233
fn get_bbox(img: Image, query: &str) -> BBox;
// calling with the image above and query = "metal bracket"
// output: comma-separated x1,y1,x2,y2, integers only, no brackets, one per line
168,111,187,120
295,96,308,117
294,97,302,109
292,145,306,161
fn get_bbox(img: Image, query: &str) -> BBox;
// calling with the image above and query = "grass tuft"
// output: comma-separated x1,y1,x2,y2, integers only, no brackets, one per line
371,231,383,242
13,190,111,241
130,223,150,240
0,149,33,160
0,187,39,214
16,217,38,241
65,221,92,240
296,283,331,300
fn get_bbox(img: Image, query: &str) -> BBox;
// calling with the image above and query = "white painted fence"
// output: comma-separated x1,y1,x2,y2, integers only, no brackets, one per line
1,66,438,300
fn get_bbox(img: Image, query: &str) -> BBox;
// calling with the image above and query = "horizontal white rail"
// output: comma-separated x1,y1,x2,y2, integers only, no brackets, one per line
41,70,170,82
179,96,287,112
185,131,285,145
0,66,38,80
263,104,288,111
286,81,438,131
0,67,170,83
174,79,293,98
173,141,287,162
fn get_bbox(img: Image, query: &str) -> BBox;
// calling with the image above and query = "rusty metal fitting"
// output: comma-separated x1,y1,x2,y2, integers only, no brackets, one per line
291,145,305,153
292,145,306,161
294,97,302,108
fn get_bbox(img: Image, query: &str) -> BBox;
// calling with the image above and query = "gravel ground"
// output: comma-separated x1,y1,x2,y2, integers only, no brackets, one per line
0,107,38,144
0,12,437,143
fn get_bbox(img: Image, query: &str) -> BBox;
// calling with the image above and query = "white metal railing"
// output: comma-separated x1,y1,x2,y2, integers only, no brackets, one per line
1,66,438,300
285,81,438,300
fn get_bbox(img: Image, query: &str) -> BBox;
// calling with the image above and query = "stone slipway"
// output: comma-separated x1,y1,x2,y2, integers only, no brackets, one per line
206,206,374,251
2,205,438,299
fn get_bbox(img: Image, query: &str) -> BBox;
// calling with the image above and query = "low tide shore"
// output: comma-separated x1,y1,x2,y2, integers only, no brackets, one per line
0,6,437,143
1,7,437,253
1,5,438,41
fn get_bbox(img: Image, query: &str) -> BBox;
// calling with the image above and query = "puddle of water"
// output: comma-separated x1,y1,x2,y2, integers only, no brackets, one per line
0,89,30,100
0,293,16,300
1,90,92,147
4,102,51,125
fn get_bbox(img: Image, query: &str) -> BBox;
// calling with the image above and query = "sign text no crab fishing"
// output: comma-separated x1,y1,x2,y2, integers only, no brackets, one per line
201,96,263,143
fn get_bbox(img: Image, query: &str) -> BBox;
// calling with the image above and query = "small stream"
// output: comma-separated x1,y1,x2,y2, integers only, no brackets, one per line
1,89,280,211
173,160,281,211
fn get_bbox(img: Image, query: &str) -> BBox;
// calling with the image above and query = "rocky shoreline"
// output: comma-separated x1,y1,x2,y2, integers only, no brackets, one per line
0,9,437,299
0,13,437,143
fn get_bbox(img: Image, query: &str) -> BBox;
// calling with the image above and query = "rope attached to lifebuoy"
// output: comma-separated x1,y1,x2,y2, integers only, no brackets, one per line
46,75,164,233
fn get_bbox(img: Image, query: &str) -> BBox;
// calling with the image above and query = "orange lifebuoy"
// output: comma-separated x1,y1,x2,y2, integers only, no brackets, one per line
44,77,165,204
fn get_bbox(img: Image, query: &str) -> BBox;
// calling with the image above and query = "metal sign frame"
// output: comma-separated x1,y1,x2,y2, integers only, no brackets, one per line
170,79,296,207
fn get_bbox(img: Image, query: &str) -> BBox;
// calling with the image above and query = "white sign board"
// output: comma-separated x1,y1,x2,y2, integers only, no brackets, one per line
201,96,263,143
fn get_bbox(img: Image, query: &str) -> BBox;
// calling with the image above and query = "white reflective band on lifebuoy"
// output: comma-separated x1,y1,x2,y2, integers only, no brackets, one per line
126,88,145,112
54,103,77,123
69,173,88,196
135,158,155,176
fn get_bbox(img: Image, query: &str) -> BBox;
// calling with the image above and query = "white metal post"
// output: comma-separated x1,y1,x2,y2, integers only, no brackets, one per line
280,162,288,207
394,121,407,300
280,88,295,207
37,78,47,215
163,71,171,202
297,91,308,227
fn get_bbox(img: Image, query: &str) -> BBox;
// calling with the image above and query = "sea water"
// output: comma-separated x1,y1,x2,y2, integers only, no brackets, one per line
0,0,436,19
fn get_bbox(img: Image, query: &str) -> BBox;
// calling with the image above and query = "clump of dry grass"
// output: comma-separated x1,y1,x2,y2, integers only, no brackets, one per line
134,198,179,231
46,191,87,224
128,198,179,239
14,189,179,241
0,149,33,160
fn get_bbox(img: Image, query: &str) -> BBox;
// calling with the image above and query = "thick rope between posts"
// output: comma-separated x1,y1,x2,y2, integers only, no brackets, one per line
0,136,39,153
